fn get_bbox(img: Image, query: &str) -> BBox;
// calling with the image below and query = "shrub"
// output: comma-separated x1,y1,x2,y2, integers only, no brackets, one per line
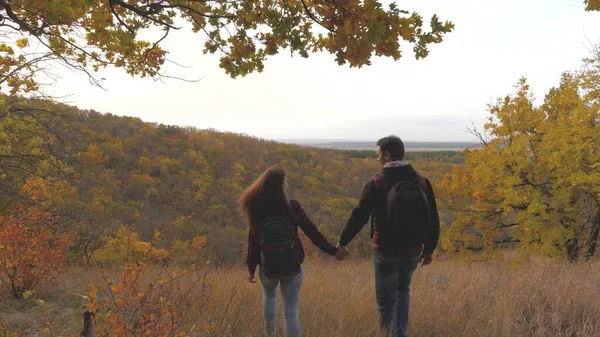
0,206,71,299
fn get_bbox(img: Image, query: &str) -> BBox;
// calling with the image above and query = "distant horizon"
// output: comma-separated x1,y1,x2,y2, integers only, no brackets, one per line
82,105,481,144
277,138,480,143
278,139,482,151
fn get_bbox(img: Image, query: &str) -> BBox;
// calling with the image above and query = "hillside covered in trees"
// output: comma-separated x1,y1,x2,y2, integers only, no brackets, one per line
1,49,598,282
0,98,457,268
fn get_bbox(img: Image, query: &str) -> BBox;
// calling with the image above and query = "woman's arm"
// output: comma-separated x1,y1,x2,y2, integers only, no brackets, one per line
246,228,261,276
290,200,338,256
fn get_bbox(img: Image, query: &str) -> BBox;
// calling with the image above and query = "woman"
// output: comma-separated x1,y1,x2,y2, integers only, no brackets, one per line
238,164,339,337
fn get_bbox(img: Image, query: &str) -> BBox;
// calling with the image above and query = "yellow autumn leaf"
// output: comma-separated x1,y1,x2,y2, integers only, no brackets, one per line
16,38,29,48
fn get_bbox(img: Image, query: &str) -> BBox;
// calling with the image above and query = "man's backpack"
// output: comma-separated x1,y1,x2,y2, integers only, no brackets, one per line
373,174,431,242
259,216,301,278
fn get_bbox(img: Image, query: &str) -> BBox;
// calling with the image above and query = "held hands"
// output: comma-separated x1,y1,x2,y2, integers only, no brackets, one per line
335,243,349,261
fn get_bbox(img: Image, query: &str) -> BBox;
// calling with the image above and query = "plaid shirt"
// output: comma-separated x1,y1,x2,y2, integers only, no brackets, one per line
246,199,338,275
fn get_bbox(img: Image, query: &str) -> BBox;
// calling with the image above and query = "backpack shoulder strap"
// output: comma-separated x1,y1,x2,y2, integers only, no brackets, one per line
370,175,384,239
414,172,431,218
415,172,430,202
415,171,427,191
373,173,386,189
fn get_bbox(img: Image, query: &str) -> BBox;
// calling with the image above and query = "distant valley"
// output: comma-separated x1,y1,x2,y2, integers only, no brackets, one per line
279,140,481,152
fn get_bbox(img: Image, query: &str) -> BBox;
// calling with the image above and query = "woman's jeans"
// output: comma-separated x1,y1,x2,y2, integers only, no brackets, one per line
374,252,420,337
259,265,304,337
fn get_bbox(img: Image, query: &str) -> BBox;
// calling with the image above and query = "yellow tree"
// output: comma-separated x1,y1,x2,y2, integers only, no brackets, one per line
0,98,73,208
440,52,600,261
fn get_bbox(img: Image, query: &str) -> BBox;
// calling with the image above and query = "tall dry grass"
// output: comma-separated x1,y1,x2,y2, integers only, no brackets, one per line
1,258,599,336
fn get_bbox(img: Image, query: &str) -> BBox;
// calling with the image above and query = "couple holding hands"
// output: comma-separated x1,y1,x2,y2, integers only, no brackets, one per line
239,136,440,337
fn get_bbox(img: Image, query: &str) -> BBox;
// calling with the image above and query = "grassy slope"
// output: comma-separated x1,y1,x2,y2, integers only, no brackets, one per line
1,258,599,336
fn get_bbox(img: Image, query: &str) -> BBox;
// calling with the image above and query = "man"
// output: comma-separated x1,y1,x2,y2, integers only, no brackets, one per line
336,135,440,337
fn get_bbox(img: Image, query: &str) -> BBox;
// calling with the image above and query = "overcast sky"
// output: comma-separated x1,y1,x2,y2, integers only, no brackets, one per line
51,0,600,142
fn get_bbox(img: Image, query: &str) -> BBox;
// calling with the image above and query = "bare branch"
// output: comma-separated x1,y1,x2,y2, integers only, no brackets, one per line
34,38,107,90
0,53,54,86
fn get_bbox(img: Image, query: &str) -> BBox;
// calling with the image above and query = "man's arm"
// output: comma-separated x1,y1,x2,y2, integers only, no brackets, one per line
338,180,376,247
423,178,440,255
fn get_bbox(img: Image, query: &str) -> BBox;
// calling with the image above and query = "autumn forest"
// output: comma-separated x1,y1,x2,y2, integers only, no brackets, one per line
1,0,599,336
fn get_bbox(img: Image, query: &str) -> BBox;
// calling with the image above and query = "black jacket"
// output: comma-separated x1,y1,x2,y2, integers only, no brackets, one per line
338,164,440,255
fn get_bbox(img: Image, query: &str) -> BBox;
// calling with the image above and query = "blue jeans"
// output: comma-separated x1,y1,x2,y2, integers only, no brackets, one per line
374,252,420,337
259,265,304,337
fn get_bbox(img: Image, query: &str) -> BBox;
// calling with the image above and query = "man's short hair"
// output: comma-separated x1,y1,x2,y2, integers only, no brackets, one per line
377,135,405,160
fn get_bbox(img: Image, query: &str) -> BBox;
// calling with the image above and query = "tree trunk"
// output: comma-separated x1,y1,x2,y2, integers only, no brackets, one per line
585,209,600,259
82,311,94,337
566,236,579,262
84,250,93,267
9,272,21,299
11,281,19,299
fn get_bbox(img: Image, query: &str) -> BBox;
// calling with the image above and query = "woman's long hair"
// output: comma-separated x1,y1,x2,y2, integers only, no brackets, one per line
238,164,295,233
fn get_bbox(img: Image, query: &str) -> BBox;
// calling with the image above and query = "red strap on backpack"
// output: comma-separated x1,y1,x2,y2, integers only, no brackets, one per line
416,172,427,192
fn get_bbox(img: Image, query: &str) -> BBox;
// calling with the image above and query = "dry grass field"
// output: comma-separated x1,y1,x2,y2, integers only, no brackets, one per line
1,257,599,336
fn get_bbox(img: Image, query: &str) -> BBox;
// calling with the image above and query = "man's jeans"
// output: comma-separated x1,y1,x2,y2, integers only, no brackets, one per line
374,252,420,337
259,265,304,337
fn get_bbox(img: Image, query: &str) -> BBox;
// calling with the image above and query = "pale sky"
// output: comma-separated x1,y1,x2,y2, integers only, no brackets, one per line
50,0,600,142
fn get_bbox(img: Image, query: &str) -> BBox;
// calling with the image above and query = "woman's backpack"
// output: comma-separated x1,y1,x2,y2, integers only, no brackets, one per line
259,216,301,278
